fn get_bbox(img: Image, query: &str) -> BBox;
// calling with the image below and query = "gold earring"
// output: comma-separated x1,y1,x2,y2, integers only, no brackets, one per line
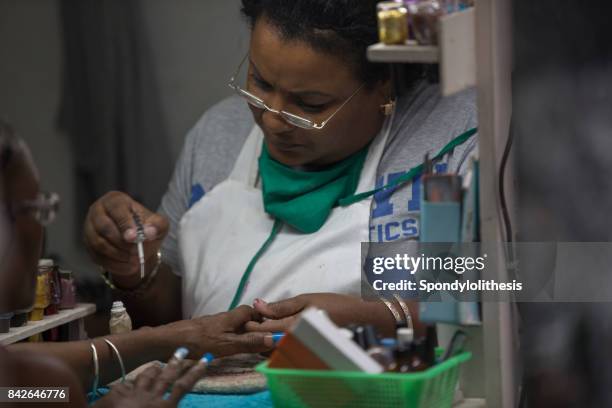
380,99,395,116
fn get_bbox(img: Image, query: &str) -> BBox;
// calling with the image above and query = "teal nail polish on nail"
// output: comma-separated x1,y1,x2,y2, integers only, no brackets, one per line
272,332,285,344
200,353,214,364
173,347,189,360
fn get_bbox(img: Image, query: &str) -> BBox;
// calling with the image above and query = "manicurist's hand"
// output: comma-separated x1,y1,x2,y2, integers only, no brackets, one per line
161,305,275,358
244,293,399,336
84,191,168,281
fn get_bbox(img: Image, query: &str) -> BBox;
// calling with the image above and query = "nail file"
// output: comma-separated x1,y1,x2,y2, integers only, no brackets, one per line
131,209,146,279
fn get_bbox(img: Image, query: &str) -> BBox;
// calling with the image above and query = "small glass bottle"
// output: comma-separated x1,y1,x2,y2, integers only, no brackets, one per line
407,0,444,45
59,270,77,309
109,301,132,334
424,326,437,366
408,340,430,372
45,265,62,315
394,327,415,373
377,1,409,45
30,259,52,321
397,327,414,346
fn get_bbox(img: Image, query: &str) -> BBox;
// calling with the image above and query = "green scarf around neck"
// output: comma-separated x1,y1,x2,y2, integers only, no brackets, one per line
258,142,369,233
229,128,478,310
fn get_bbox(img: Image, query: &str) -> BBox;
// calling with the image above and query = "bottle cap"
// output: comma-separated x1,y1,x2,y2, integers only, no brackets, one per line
397,327,414,345
59,269,73,278
354,326,367,349
339,328,354,340
111,301,126,313
38,259,54,268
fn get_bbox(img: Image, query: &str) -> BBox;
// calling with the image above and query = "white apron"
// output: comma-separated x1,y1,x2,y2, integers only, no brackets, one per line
178,118,392,318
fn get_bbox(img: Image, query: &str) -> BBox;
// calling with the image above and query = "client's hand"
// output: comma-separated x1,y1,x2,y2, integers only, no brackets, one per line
245,293,398,336
163,305,275,358
95,351,208,408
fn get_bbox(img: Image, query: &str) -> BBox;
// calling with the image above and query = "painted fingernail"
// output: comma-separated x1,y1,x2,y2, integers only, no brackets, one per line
272,332,285,344
200,353,214,364
173,347,189,361
263,332,285,347
144,225,157,239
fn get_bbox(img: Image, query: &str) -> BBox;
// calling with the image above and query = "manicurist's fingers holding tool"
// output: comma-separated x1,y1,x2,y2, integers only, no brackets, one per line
84,190,182,327
84,191,170,297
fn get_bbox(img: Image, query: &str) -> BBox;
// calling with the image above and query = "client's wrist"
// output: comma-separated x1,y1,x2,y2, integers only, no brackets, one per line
138,324,179,361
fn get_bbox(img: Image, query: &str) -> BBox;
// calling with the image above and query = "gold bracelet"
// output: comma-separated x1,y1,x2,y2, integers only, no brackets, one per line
379,297,403,326
99,269,116,290
99,250,162,295
393,294,413,330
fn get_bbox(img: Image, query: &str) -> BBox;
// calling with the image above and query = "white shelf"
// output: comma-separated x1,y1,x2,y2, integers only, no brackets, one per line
0,303,96,345
367,8,476,96
367,42,439,63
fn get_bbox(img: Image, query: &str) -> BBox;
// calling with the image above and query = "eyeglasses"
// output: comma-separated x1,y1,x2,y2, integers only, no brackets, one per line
228,54,364,130
10,191,60,226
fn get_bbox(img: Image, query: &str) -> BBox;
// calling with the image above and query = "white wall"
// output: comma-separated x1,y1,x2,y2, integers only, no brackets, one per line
0,0,249,278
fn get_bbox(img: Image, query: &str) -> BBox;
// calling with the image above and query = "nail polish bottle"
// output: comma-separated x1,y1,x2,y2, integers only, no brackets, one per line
109,301,132,334
45,265,61,315
30,259,52,321
59,270,77,309
394,327,415,373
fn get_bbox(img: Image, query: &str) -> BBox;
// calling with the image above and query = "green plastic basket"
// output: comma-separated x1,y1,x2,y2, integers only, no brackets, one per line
256,351,471,408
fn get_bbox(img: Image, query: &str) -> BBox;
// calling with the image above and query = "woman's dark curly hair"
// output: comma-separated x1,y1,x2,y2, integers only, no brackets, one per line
241,0,389,88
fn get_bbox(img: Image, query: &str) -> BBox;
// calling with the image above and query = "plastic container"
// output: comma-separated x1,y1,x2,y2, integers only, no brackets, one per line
10,309,29,327
0,312,13,333
257,351,471,408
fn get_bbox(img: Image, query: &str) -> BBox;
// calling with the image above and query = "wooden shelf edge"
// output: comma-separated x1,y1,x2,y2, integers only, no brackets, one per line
0,303,96,345
367,42,439,63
